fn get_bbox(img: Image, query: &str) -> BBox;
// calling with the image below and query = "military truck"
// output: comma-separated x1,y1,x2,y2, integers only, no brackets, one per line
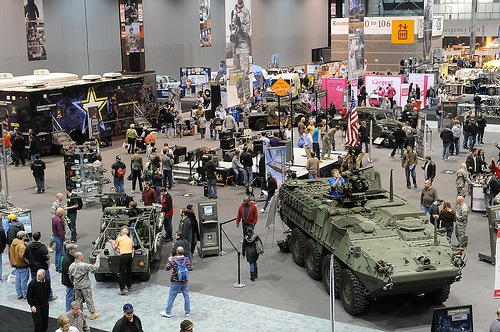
89,206,164,281
278,167,466,315
247,100,311,131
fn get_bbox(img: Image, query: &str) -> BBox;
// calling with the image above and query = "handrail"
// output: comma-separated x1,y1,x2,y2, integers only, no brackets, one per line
52,115,63,132
187,148,203,177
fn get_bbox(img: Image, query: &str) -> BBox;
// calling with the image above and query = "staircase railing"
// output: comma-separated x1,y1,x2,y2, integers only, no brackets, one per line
52,116,63,132
187,148,203,178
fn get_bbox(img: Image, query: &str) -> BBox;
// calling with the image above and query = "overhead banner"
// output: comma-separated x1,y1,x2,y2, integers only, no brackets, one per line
408,73,429,106
348,0,364,80
471,0,478,55
423,0,433,62
322,78,348,109
120,0,144,55
25,0,46,61
200,0,212,47
364,75,404,107
392,20,415,44
265,146,286,187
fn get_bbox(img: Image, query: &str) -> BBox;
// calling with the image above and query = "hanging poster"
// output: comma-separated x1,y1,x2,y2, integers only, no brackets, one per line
264,146,286,187
25,0,46,61
348,0,364,81
225,0,252,107
200,0,212,47
120,0,145,55
423,0,433,62
321,78,348,109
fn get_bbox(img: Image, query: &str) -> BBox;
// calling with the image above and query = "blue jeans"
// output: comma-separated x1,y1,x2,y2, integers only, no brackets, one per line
165,282,190,315
232,167,247,186
0,252,2,281
31,154,36,163
68,213,77,242
250,261,258,272
475,104,481,117
308,173,318,179
65,287,74,312
313,142,320,160
427,97,433,108
436,115,442,131
445,227,454,241
166,124,173,137
263,193,275,211
163,170,173,189
391,142,405,158
53,236,63,270
207,179,217,198
156,186,162,203
421,206,430,216
114,177,125,193
453,137,460,155
468,136,476,151
463,131,469,148
405,167,417,187
15,268,29,297
244,166,253,186
31,270,54,300
164,215,173,240
442,143,450,158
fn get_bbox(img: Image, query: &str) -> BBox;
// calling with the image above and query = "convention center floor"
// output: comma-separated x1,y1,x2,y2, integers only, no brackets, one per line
1,121,499,331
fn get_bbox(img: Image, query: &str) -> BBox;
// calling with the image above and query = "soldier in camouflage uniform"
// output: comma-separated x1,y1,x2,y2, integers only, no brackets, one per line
456,163,473,198
455,196,469,248
66,301,90,332
322,126,339,160
48,193,71,252
69,252,101,320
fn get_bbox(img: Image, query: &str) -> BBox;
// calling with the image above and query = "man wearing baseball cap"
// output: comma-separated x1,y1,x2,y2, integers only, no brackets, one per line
180,320,194,332
111,155,127,193
112,303,143,332
10,230,29,298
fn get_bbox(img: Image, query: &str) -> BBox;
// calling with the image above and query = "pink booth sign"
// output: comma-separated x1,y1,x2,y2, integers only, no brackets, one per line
364,75,404,107
322,78,348,109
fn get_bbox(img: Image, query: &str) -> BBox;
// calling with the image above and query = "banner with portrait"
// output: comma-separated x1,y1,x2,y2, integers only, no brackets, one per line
265,146,286,187
25,0,46,61
200,0,212,47
423,0,433,62
120,0,145,55
225,0,252,108
348,0,364,80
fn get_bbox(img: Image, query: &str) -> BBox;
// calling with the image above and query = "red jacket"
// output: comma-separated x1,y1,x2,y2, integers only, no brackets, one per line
162,193,173,217
236,202,258,226
492,160,500,179
52,215,66,239
142,187,157,206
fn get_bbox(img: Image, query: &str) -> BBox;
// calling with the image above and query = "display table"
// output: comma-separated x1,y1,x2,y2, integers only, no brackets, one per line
471,184,486,212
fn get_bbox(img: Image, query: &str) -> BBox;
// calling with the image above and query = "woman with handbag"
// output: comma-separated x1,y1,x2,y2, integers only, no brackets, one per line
242,227,262,282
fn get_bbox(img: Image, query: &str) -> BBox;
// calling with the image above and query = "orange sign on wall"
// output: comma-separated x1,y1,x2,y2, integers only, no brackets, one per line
391,20,414,44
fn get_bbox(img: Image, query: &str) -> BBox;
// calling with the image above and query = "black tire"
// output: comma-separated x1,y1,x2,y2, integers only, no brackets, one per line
94,273,105,282
425,285,451,304
139,270,151,281
255,119,266,131
322,254,342,298
340,269,369,316
290,228,306,267
304,239,323,280
379,136,391,148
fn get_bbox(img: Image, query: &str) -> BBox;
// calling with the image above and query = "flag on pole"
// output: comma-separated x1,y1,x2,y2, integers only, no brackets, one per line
346,92,359,147
482,25,485,43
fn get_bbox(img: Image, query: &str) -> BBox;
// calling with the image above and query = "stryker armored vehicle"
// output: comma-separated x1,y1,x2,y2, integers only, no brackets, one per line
89,206,164,281
278,167,466,315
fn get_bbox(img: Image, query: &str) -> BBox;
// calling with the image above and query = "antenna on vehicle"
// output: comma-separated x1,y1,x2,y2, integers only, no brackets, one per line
389,169,394,202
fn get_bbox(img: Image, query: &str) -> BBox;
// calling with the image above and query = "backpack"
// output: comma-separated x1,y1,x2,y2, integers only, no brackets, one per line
75,196,83,210
132,160,141,171
173,257,189,282
142,169,152,182
491,176,500,196
116,167,125,178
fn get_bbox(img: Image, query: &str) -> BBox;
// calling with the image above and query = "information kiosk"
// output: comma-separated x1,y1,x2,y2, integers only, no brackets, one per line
197,201,219,257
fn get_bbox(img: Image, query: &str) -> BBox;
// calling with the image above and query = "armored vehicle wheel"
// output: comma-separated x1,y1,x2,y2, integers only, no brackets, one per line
290,228,306,267
304,239,323,280
379,136,392,148
322,255,342,298
94,273,105,282
340,269,369,316
255,119,266,131
139,270,151,281
424,285,451,304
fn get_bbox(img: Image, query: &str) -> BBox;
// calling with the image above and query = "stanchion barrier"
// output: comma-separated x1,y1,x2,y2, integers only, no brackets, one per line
219,220,246,288
218,217,236,255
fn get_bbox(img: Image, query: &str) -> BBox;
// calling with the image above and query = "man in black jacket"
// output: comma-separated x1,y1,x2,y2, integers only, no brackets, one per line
28,131,40,163
261,172,277,213
186,204,200,257
7,214,25,246
440,124,454,160
12,131,26,167
390,124,406,158
466,148,480,176
204,155,217,199
240,145,253,186
27,269,51,332
0,224,6,284
24,231,57,301
421,156,436,184
467,118,478,151
61,243,77,312
31,154,46,193
112,303,144,332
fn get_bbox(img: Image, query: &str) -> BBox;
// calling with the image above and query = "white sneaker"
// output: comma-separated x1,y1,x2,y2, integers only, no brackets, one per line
160,311,171,318
185,313,190,317
130,190,135,194
260,208,265,213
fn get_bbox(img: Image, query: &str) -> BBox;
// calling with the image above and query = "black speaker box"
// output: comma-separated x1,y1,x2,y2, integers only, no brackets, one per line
220,132,231,140
220,138,235,150
223,149,236,162
253,139,263,154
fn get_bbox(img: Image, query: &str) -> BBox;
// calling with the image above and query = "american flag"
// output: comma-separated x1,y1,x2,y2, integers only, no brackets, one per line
346,93,359,147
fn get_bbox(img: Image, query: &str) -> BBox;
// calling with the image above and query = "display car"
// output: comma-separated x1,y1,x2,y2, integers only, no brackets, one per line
331,107,401,147
89,206,164,281
247,100,311,131
156,75,181,89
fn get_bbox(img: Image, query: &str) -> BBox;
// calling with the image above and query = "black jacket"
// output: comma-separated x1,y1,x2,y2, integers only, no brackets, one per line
467,123,478,136
423,161,436,180
204,161,217,180
31,159,46,177
187,211,200,241
477,116,487,129
7,221,25,245
240,151,253,167
61,252,75,288
466,154,480,174
242,233,261,263
27,277,50,308
178,217,192,246
392,128,406,144
29,136,40,155
24,241,50,272
171,237,191,256
0,229,6,253
359,126,368,140
440,129,454,144
12,135,26,153
266,176,277,196
112,315,143,332
404,134,415,149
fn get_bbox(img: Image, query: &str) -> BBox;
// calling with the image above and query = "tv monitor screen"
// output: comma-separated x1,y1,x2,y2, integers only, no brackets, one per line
432,305,473,332
1,213,32,234
203,205,213,215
